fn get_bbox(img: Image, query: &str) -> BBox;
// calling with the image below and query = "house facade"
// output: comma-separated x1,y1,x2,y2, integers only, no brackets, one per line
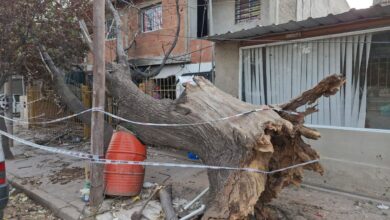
207,3,390,203
208,0,349,36
103,0,214,99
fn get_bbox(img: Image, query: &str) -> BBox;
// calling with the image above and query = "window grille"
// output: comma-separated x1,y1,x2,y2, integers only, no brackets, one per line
139,76,176,100
235,0,261,23
141,4,163,32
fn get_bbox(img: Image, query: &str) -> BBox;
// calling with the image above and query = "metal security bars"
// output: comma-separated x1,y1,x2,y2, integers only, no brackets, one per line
235,0,261,23
139,76,176,100
141,4,162,32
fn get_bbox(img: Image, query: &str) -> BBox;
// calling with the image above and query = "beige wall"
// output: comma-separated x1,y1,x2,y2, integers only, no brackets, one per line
214,42,240,98
304,126,390,202
210,0,276,35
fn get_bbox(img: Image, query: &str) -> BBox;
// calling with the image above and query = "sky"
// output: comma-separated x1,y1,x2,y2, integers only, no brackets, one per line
347,0,373,9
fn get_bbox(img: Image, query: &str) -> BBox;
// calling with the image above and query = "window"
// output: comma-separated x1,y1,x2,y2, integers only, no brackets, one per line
106,18,116,40
197,0,208,37
141,4,162,32
240,33,390,129
139,76,176,100
235,0,261,23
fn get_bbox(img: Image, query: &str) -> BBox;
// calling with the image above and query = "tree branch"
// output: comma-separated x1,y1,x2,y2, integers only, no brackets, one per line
38,45,113,149
106,0,128,67
280,74,346,111
79,19,93,52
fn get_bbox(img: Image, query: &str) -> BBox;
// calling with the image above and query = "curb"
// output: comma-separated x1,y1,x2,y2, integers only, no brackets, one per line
7,173,82,220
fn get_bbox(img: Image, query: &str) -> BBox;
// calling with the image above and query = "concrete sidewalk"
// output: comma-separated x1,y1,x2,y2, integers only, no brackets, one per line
6,130,209,220
5,128,390,220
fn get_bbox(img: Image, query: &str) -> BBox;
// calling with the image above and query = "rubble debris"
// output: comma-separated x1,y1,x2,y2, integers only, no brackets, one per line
377,204,389,210
97,201,163,220
4,187,58,220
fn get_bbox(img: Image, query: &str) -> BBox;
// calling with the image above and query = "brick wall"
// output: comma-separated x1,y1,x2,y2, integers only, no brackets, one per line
102,0,213,65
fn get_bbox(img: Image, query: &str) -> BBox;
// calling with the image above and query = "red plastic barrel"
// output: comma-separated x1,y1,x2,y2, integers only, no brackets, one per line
104,131,146,196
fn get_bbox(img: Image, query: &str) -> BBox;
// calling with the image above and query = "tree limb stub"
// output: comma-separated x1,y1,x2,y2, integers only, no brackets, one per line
280,74,346,111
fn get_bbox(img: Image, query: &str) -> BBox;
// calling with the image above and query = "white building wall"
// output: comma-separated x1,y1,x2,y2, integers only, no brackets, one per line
210,0,350,35
210,0,276,35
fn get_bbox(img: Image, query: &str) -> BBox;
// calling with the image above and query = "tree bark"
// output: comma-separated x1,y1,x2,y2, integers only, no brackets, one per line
85,3,344,218
106,59,345,219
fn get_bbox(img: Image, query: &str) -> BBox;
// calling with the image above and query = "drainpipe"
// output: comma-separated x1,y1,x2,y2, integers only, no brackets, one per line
180,205,206,220
183,187,209,210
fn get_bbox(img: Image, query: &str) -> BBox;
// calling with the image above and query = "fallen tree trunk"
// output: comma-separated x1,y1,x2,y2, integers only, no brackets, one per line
41,42,344,217
45,2,344,217
106,60,345,219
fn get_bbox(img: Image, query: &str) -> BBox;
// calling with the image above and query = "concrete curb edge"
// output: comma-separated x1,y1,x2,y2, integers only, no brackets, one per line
7,173,81,220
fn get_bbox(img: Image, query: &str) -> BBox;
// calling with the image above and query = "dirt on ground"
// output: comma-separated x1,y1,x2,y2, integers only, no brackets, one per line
48,166,84,185
269,186,390,220
4,187,58,220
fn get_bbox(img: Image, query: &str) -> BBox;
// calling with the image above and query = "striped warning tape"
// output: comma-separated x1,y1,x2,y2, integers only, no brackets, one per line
0,129,319,174
0,107,300,126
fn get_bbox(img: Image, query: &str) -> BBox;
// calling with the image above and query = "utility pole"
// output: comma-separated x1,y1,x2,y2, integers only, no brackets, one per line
90,0,105,208
4,76,13,147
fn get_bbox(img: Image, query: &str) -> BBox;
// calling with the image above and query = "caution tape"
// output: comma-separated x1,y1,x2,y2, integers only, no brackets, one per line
0,129,319,174
0,107,299,126
0,108,96,125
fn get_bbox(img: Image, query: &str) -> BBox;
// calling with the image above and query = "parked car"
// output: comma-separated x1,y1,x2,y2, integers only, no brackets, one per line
0,143,8,218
